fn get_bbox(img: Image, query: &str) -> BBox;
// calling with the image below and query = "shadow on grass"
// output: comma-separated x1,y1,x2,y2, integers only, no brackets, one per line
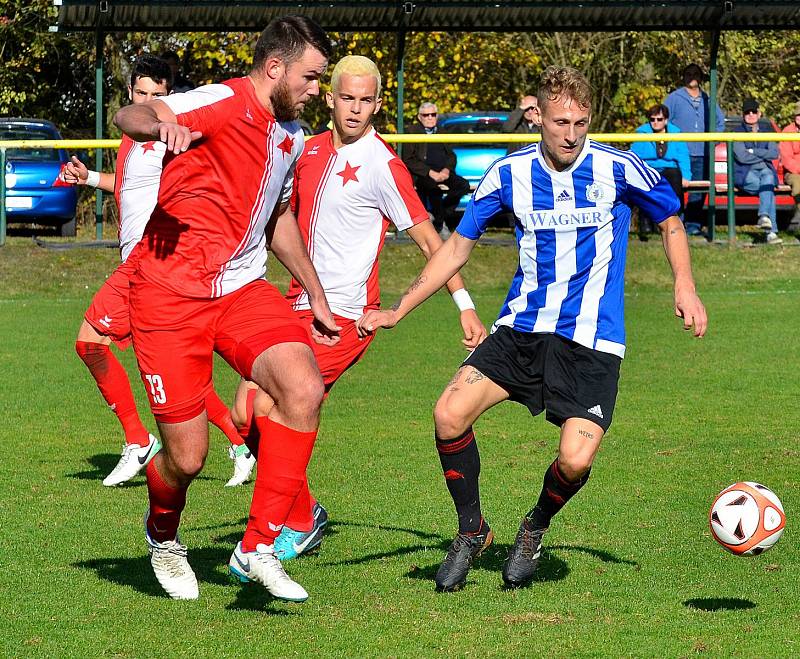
548,544,639,567
405,542,635,589
226,585,303,614
66,453,121,481
684,597,757,611
74,545,234,597
66,453,214,486
406,543,570,586
317,519,442,567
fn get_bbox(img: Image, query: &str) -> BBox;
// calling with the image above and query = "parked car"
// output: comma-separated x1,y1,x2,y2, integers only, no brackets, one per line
1,118,78,236
705,115,794,218
436,111,510,212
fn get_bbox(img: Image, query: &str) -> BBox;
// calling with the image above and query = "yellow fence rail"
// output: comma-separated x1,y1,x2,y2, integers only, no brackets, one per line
3,133,800,148
4,133,800,246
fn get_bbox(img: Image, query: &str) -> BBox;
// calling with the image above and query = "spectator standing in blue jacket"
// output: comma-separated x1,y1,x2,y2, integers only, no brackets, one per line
631,104,691,237
664,64,725,236
734,99,782,245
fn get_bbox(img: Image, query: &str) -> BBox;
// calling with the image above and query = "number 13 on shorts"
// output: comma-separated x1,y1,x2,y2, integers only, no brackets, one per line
145,373,167,404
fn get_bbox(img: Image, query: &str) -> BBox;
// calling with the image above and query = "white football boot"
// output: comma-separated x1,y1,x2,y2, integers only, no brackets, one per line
145,517,199,600
224,444,256,487
103,433,161,487
228,541,309,602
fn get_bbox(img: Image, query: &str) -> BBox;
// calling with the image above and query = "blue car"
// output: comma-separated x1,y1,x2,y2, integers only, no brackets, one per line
436,111,510,212
1,118,79,236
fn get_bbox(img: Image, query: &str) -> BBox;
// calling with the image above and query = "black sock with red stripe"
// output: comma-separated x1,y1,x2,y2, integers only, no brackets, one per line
435,427,483,534
530,459,591,529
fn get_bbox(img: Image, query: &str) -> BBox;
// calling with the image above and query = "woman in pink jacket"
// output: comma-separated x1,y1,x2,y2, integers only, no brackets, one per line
779,101,800,232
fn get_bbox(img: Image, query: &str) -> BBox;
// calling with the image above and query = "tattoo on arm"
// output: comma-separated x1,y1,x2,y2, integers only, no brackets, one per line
578,428,594,440
391,275,428,312
407,274,427,294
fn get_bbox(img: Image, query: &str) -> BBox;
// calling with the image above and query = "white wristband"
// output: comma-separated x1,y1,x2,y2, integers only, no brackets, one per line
452,288,475,312
85,170,101,188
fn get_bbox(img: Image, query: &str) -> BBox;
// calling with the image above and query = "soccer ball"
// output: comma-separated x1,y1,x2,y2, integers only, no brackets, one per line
709,482,786,555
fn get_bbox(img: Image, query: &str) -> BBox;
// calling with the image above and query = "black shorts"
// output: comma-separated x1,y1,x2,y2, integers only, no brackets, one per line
462,326,621,432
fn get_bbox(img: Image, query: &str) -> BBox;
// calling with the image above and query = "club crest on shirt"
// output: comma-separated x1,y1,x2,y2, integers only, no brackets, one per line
585,183,604,202
586,183,603,201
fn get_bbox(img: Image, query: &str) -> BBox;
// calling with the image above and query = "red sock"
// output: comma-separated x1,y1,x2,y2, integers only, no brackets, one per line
241,417,317,551
76,340,149,445
285,480,314,532
205,389,244,446
145,459,187,543
238,389,258,450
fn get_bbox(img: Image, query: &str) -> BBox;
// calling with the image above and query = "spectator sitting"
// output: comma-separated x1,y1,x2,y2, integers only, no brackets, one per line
663,63,725,236
734,99,782,245
161,50,195,93
502,94,541,154
630,103,691,238
402,101,470,234
779,101,800,233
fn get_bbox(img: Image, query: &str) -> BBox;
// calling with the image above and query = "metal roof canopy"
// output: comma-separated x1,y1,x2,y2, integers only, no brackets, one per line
54,1,800,32
53,1,798,243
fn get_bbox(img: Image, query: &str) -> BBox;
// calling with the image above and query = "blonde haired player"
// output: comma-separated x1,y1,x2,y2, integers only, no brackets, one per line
232,54,487,561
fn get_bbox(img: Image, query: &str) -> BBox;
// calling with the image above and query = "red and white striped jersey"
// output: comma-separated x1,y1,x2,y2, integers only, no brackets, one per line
286,128,428,319
132,77,304,298
114,135,167,262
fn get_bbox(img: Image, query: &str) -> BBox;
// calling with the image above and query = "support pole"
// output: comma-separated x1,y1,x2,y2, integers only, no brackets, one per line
95,30,104,240
396,29,407,135
1,148,6,246
726,141,736,243
707,29,721,242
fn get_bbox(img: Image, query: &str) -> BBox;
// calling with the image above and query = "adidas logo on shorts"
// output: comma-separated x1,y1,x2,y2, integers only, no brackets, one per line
556,189,573,202
587,404,604,419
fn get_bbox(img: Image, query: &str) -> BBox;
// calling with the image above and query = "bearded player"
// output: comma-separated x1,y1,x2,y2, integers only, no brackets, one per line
231,54,486,561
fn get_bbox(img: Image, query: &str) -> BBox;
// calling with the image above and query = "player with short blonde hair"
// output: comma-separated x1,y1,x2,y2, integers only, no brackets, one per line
232,54,486,561
331,54,382,96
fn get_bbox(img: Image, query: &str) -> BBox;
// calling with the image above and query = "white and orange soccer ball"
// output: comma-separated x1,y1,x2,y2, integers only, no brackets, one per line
709,482,786,555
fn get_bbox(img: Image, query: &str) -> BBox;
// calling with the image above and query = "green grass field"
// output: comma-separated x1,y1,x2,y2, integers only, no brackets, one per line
1,236,798,657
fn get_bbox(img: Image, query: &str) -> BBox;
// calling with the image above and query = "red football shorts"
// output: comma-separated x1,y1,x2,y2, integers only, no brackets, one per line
84,258,137,349
295,310,375,390
130,277,311,423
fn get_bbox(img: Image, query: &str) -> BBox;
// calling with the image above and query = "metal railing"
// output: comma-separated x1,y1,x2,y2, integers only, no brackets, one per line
3,133,800,246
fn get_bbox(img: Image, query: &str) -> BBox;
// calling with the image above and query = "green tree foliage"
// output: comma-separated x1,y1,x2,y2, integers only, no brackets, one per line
0,0,95,135
3,0,800,139
320,31,538,132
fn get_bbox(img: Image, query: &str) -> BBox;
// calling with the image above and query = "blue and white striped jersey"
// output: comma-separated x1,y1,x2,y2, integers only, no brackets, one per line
456,140,679,358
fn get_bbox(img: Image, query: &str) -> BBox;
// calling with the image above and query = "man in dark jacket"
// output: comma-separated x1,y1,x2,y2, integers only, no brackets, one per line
733,99,782,245
502,94,541,154
403,102,470,233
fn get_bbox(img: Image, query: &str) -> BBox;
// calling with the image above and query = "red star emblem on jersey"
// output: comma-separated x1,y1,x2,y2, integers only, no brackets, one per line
277,135,294,156
336,161,360,186
141,141,156,153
